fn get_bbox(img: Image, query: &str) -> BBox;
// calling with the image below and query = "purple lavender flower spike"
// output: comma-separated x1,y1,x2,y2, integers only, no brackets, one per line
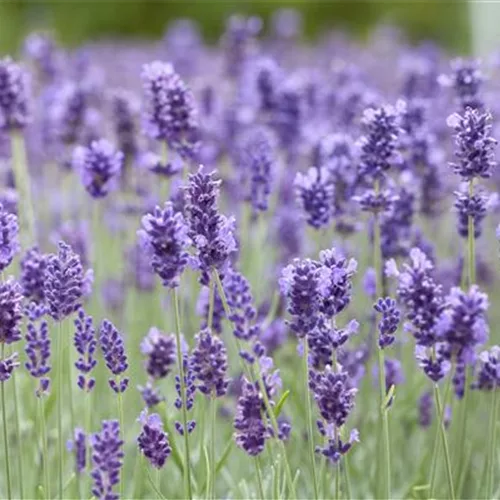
25,317,51,396
140,327,176,380
20,246,46,303
386,247,443,347
0,279,23,345
316,424,359,464
67,428,87,473
238,126,276,214
23,32,59,83
90,420,124,500
137,410,171,469
191,328,230,397
355,187,399,215
439,59,484,110
357,102,404,182
44,241,84,322
174,353,196,435
234,377,268,456
454,188,491,239
418,391,433,427
0,353,20,382
294,167,334,229
138,202,190,288
0,204,19,272
99,320,129,393
73,139,123,198
185,167,237,284
138,381,165,408
223,268,258,341
74,308,97,392
374,297,400,349
447,108,497,181
437,285,489,359
141,61,200,158
319,248,357,318
474,346,500,390
111,89,139,158
415,344,451,382
0,57,31,130
280,258,330,337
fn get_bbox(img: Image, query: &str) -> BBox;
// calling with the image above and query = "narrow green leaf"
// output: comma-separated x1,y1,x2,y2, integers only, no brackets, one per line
274,390,291,418
163,417,184,474
203,445,211,500
381,384,396,412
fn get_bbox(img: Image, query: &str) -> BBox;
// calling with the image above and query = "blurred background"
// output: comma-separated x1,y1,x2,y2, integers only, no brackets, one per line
0,1,475,54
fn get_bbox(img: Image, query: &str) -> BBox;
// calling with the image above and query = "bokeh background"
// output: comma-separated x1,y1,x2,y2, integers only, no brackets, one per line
0,1,473,53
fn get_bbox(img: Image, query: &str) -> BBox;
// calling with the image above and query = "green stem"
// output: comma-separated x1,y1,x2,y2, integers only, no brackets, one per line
210,394,216,500
1,345,12,500
39,396,50,500
207,278,215,332
303,340,319,500
10,347,24,499
172,288,193,500
254,457,265,499
10,131,36,247
343,453,352,500
434,384,455,500
486,388,499,499
214,269,296,498
335,463,341,500
57,321,64,499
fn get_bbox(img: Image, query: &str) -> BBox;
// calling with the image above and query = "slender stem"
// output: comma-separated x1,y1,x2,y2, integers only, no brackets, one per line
1,345,12,500
254,456,265,499
207,278,215,332
210,394,217,500
372,187,391,499
10,348,24,499
468,179,476,287
66,323,76,442
39,396,50,499
10,131,36,247
343,453,352,500
57,321,64,499
116,380,125,499
303,340,319,500
335,464,341,500
487,388,499,499
214,269,296,498
434,384,455,500
172,288,193,500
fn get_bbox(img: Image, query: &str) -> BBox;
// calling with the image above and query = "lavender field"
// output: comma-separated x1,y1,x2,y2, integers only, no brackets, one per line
0,12,499,500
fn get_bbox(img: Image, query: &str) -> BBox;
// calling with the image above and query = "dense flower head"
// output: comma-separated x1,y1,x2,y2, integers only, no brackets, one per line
174,354,197,436
90,420,124,500
440,59,484,110
73,139,123,198
44,241,84,322
386,247,443,346
0,278,23,345
0,352,20,382
234,377,268,456
55,221,90,268
309,365,357,428
436,285,489,358
316,424,359,464
137,410,171,469
355,187,399,214
74,308,97,392
294,167,334,229
0,57,31,130
454,189,491,239
474,346,500,390
319,248,357,317
447,108,497,181
252,57,282,113
138,381,165,408
223,268,259,341
138,202,190,288
415,343,451,382
111,89,139,157
185,167,237,282
24,32,59,82
237,126,275,213
100,320,129,393
357,102,404,181
20,246,46,303
0,204,19,272
280,258,330,337
191,328,230,397
374,297,400,349
141,61,200,158
140,327,176,380
25,318,51,396
67,428,87,474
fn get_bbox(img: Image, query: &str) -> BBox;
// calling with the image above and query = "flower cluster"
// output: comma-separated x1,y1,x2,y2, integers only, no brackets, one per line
137,410,171,469
0,57,31,130
100,320,129,393
74,308,97,392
